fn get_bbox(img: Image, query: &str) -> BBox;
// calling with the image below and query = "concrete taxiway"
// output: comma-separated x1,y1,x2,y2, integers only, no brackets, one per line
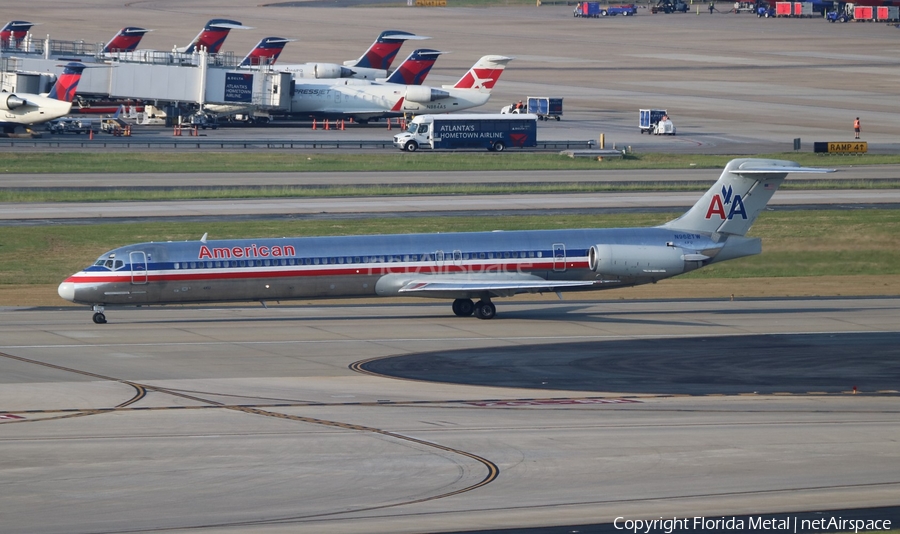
1,298,898,533
2,190,897,223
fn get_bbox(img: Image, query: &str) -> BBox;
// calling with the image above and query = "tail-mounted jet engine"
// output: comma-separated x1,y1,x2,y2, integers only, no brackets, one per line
404,86,450,103
0,94,27,110
588,244,693,278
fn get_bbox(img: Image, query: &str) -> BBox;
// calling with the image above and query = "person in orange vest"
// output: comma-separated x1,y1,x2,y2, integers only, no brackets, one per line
854,117,861,139
515,100,524,113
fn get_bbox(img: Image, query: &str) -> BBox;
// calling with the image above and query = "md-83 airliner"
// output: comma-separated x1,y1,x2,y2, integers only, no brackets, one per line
59,159,833,324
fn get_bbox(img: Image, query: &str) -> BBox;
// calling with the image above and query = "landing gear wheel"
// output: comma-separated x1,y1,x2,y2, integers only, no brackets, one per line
92,312,107,324
404,141,418,152
492,141,505,152
474,301,496,320
452,298,475,317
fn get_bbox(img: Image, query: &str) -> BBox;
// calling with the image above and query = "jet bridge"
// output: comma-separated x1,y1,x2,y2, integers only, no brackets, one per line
2,44,291,113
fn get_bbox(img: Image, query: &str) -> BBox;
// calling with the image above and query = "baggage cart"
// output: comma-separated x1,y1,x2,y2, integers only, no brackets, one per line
527,97,563,121
574,2,602,17
639,109,667,134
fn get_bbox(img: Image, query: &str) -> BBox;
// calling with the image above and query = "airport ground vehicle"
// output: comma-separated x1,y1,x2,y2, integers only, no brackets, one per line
640,109,673,134
575,2,637,16
46,118,96,134
393,113,537,152
501,97,562,120
653,0,689,13
527,97,563,121
185,112,219,130
758,3,776,16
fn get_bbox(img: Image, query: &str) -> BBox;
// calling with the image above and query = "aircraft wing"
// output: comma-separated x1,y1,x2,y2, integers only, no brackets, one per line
397,278,597,293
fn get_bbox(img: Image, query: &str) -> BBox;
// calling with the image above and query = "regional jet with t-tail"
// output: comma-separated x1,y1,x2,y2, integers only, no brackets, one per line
58,159,833,324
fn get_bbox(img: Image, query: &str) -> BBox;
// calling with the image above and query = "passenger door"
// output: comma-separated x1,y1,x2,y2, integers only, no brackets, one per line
130,251,148,284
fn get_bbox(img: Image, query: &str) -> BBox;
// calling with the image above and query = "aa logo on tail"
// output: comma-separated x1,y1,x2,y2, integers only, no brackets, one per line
705,185,747,220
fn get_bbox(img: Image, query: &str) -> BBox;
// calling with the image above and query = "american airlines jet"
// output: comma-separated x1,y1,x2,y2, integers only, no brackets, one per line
58,159,833,324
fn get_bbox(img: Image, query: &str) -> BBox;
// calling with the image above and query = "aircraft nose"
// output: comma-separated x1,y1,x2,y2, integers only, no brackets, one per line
58,281,75,302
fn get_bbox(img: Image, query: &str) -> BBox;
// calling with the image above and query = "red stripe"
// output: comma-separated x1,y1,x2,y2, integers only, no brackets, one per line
67,261,591,285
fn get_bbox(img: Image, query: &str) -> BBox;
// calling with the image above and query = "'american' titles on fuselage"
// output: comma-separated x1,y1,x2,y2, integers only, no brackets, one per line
58,159,835,324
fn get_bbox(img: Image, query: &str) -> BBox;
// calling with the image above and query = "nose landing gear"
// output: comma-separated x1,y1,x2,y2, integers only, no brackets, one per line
92,305,107,324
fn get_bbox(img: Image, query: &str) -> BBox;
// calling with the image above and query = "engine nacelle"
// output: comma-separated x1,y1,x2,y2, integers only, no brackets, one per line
588,244,687,278
404,86,450,103
0,94,27,111
311,63,353,79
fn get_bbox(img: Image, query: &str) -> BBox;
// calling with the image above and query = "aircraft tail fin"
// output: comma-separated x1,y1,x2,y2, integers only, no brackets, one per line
1,20,34,50
345,30,430,70
239,36,293,67
46,62,88,103
181,18,251,54
450,55,513,91
384,49,444,85
103,27,151,53
661,159,835,237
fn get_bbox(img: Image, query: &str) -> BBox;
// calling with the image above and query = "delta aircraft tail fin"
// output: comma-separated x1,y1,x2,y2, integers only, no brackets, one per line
661,159,835,237
384,49,444,85
239,36,293,67
345,30,430,70
103,27,151,53
0,20,34,49
46,62,88,103
180,19,251,54
449,55,513,91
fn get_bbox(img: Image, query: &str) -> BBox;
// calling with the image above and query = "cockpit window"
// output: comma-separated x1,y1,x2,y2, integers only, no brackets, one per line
94,257,126,270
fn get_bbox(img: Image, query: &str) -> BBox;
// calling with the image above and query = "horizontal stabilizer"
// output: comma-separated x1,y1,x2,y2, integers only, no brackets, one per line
728,166,835,174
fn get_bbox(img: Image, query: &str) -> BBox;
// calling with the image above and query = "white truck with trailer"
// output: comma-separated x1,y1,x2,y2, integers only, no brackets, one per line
393,113,538,152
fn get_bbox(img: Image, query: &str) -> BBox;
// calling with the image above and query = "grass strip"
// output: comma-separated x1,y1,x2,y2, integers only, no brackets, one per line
0,180,896,203
0,152,897,174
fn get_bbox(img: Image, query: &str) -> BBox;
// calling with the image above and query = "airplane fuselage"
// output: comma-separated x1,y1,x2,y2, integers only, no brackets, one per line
288,80,488,120
0,94,72,130
59,227,743,308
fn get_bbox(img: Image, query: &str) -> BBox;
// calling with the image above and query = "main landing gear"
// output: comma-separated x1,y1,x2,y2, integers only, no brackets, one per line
92,305,107,324
452,298,496,320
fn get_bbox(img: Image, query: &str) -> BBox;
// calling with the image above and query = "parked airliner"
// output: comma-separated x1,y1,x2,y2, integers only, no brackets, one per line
0,62,88,134
287,54,512,123
59,159,833,324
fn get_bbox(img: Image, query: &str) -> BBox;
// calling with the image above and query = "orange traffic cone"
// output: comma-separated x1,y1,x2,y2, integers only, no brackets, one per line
312,118,317,130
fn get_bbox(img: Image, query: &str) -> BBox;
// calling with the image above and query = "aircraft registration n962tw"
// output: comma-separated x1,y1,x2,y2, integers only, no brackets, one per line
59,159,834,324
